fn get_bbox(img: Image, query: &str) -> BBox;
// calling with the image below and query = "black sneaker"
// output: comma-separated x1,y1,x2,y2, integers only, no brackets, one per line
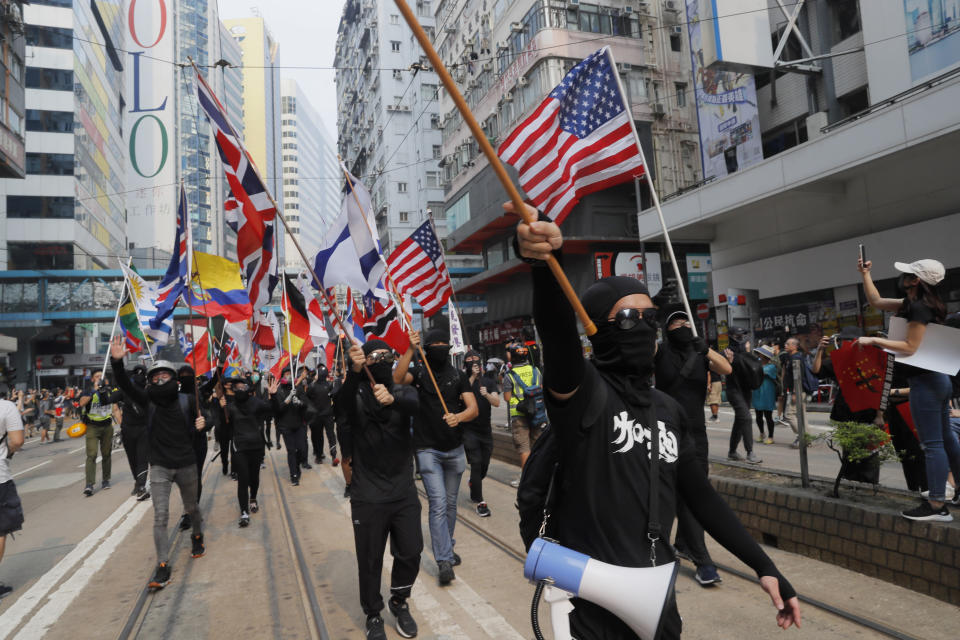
708,414,719,422
250,499,259,514
302,462,313,470
695,565,722,586
191,534,205,558
315,455,323,464
437,561,455,585
239,512,250,528
365,614,387,640
291,476,300,487
136,489,151,502
179,514,192,531
388,596,418,638
726,452,743,462
230,471,238,480
949,493,960,508
101,480,111,490
83,484,94,497
148,563,171,589
451,552,462,567
343,484,351,499
476,502,491,517
902,501,953,522
131,486,139,496
0,583,13,600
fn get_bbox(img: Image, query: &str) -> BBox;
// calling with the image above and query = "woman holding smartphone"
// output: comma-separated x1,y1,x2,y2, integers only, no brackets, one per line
857,256,959,521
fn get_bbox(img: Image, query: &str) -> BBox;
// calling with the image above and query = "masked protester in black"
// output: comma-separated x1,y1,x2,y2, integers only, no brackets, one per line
461,351,500,516
342,340,422,640
177,365,216,530
655,309,733,587
306,365,339,465
270,366,310,485
514,206,800,638
221,374,273,527
117,364,152,500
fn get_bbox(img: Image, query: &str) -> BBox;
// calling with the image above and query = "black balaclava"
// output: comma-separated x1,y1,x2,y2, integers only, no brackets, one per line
424,325,451,369
665,311,696,349
464,350,482,375
581,276,656,409
232,380,251,402
178,365,196,393
363,339,394,385
148,377,179,405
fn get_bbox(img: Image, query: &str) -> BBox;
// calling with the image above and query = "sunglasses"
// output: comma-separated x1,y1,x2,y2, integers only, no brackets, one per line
605,307,658,331
367,351,395,364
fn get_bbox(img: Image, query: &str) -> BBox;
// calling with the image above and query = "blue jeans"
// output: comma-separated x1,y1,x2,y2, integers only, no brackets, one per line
909,372,960,502
416,446,466,563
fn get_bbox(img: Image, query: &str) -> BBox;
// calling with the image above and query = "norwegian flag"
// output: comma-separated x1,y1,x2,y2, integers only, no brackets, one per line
498,47,645,224
154,184,192,330
223,336,241,363
387,220,453,317
195,70,279,312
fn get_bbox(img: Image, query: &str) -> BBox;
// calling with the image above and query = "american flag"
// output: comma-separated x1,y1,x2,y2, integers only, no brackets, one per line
195,71,279,311
498,47,645,224
387,220,453,317
154,185,192,330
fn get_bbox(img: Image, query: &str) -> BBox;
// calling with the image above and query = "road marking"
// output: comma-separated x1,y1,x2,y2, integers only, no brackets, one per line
0,497,140,640
12,501,150,640
446,579,526,639
69,446,84,454
12,460,51,478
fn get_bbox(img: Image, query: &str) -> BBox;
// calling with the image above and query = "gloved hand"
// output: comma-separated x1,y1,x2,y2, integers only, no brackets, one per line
693,337,709,355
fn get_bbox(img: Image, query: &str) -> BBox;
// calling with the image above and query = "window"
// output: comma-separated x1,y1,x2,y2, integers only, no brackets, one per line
390,14,400,24
430,114,441,129
416,1,431,17
26,110,73,133
26,25,73,49
421,84,437,100
432,144,442,159
7,195,74,219
832,0,861,44
397,182,408,193
391,41,401,52
26,153,74,176
399,211,410,222
426,171,440,188
675,83,687,108
26,68,74,91
393,69,403,80
670,34,682,52
6,242,73,269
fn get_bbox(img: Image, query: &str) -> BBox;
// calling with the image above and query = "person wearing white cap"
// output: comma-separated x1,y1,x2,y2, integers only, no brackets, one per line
857,255,959,522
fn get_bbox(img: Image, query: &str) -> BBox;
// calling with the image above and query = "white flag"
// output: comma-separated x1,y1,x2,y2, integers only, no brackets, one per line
449,306,466,355
118,260,173,346
224,320,255,370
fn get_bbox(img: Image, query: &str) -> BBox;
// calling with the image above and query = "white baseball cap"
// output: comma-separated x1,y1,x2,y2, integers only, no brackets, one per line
893,259,946,286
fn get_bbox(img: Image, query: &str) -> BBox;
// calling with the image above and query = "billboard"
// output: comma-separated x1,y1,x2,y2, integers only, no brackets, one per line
125,0,178,251
594,252,663,297
904,0,960,81
685,0,764,180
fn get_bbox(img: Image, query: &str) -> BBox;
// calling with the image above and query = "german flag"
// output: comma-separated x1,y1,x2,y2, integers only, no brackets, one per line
281,274,310,359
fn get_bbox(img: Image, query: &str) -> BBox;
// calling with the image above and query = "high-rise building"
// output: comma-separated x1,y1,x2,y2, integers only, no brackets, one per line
224,16,284,263
435,0,701,346
0,0,26,185
1,0,127,271
334,0,456,267
280,78,340,264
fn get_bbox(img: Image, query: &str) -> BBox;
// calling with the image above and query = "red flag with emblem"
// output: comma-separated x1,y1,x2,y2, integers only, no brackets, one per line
828,342,891,413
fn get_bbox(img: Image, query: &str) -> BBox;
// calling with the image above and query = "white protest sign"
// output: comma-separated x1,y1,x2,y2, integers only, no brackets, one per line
886,316,960,376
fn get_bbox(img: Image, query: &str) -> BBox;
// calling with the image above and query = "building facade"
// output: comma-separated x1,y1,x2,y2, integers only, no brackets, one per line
0,0,26,184
436,0,702,349
636,0,960,350
280,78,340,264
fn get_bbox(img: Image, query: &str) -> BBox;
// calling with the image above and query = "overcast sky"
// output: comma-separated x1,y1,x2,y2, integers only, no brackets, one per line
218,0,346,141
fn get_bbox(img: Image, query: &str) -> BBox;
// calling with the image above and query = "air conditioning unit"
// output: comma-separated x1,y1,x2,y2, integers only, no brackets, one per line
496,42,509,53
481,62,492,72
651,103,665,116
637,1,650,14
623,5,633,13
517,77,529,87
503,92,513,102
617,62,633,72
567,0,580,8
672,26,683,35
510,22,524,33
401,105,411,111
664,0,678,11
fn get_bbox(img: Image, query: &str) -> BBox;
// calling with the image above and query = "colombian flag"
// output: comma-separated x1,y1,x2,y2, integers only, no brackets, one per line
185,252,253,323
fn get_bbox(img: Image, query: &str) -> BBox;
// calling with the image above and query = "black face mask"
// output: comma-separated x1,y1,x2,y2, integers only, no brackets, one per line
589,316,658,408
667,326,695,346
897,274,917,294
369,362,394,386
234,389,250,403
147,379,179,405
179,375,195,391
425,345,451,368
132,373,147,388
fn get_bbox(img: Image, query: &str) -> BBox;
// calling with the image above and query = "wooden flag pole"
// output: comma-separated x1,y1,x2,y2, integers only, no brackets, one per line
338,161,450,413
393,0,596,336
189,59,375,384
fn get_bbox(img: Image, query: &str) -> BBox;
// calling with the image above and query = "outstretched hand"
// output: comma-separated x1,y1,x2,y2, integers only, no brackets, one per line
268,378,280,395
110,335,126,360
759,576,801,630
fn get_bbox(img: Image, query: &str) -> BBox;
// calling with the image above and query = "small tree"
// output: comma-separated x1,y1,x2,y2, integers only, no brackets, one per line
821,421,898,497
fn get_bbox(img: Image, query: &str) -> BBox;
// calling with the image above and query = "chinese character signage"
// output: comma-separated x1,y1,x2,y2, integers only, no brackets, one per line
594,251,663,297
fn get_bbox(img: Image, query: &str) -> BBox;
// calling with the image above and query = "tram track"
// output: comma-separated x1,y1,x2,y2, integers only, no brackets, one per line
478,472,922,640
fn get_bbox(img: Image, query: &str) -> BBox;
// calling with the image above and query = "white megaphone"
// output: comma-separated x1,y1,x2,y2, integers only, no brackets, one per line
524,538,678,640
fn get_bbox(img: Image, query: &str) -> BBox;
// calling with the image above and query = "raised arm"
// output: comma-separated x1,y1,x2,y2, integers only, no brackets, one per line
109,336,148,406
393,331,418,385
858,259,902,312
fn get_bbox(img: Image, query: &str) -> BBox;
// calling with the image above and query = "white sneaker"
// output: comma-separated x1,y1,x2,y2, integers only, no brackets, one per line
921,484,956,500
509,478,520,488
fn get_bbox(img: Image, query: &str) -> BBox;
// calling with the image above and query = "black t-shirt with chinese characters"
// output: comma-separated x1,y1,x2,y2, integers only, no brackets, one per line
548,363,695,569
464,373,499,432
411,361,470,452
896,299,939,380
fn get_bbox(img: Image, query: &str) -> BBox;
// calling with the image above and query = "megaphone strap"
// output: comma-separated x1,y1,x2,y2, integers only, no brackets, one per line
644,405,662,565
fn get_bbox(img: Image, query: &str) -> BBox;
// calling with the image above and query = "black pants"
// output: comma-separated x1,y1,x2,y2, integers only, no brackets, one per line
121,425,149,491
351,492,423,616
674,422,714,568
233,447,264,513
193,437,208,499
727,386,754,455
462,427,492,503
217,430,232,475
281,428,308,479
310,415,337,460
755,410,775,438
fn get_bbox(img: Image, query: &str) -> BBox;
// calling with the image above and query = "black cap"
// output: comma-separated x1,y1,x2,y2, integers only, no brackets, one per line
362,339,391,356
581,276,650,323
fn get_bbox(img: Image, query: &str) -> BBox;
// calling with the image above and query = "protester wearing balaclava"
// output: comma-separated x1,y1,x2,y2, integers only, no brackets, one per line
512,204,800,639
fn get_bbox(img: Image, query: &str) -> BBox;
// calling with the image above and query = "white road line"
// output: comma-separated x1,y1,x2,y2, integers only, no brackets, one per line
12,460,51,478
0,497,140,640
68,446,84,454
12,501,150,640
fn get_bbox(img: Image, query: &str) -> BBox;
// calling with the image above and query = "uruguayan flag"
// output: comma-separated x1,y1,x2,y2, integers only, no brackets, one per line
119,261,174,346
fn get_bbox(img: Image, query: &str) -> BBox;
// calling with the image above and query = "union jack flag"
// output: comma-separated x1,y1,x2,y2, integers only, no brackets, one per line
154,184,192,330
195,71,279,312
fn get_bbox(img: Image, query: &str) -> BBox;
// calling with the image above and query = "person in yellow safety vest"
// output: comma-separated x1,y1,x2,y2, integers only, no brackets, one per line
502,342,547,471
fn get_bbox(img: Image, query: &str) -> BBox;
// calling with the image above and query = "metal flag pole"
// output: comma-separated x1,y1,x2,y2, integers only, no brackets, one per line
606,47,698,337
189,59,376,384
393,0,596,336
101,272,128,380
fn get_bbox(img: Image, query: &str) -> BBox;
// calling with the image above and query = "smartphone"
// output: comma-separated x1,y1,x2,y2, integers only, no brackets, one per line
858,243,866,266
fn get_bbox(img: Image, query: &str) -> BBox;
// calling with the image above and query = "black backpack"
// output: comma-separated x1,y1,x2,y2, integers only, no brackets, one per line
734,352,765,390
517,422,562,551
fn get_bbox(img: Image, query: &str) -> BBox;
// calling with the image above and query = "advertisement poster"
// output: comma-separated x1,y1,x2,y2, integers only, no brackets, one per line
594,252,663,297
904,0,960,81
685,0,764,179
686,253,712,300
